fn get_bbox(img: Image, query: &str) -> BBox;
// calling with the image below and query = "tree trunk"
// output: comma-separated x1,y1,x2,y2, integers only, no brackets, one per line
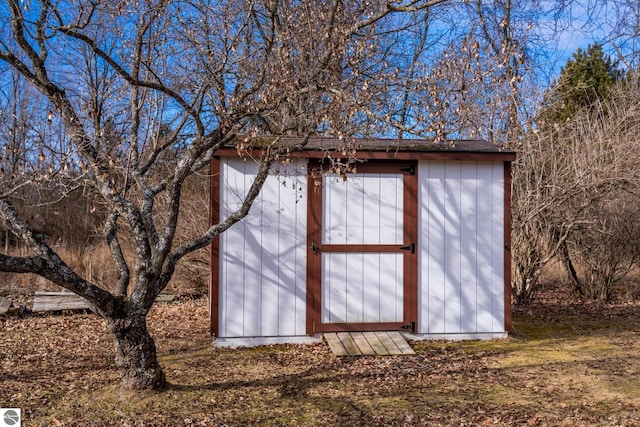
560,241,583,297
108,315,166,390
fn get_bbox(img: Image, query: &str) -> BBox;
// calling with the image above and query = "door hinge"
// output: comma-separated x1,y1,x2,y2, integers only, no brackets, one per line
399,243,415,253
400,322,415,333
400,165,415,175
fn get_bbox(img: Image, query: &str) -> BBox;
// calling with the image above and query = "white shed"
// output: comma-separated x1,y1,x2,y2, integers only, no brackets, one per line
210,138,515,346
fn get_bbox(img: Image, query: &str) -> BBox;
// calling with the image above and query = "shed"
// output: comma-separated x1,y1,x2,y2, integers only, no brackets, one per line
210,137,515,347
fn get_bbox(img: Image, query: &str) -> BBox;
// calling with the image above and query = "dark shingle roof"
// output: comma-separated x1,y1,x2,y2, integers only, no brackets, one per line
222,136,515,160
282,136,510,153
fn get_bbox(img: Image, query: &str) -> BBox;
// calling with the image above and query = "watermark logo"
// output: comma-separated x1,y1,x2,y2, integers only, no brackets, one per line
0,409,21,427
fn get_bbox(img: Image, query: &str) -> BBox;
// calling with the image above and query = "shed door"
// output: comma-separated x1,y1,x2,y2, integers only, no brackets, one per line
307,162,417,333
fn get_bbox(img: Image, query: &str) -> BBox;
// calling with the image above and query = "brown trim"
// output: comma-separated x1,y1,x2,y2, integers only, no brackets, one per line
348,163,417,174
308,159,419,175
315,322,406,332
306,160,419,334
403,164,419,331
306,166,323,334
317,244,409,253
209,158,221,336
503,162,513,332
214,148,516,162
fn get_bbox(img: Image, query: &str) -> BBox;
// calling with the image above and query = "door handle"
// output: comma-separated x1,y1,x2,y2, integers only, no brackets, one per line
309,243,319,253
399,243,415,253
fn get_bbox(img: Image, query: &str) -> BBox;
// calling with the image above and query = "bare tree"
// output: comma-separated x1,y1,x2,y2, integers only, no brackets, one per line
0,0,448,390
511,74,640,304
566,197,640,300
571,0,640,69
557,76,640,301
380,0,546,145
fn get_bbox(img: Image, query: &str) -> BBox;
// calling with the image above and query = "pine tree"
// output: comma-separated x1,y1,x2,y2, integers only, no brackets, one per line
541,44,621,124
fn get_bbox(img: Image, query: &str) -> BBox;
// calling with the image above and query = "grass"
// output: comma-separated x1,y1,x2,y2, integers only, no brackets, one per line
1,298,640,426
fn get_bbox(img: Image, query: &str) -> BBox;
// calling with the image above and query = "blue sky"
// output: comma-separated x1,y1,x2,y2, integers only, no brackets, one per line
544,0,635,76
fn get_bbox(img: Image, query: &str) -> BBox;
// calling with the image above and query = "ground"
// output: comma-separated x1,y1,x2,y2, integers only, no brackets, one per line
1,288,640,426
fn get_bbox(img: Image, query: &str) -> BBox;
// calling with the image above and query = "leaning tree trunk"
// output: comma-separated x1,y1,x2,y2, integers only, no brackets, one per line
106,313,166,390
560,240,583,298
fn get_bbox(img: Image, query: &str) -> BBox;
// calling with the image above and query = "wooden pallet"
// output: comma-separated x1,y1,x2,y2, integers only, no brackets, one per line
31,291,175,313
32,291,90,312
324,331,415,356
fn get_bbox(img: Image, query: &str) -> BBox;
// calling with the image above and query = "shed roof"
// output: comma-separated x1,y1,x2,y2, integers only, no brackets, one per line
217,136,516,161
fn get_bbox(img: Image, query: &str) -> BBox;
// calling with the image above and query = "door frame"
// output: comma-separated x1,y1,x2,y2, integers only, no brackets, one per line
306,160,418,334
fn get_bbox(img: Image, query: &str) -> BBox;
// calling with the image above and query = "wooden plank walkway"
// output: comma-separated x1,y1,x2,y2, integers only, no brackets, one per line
324,331,415,356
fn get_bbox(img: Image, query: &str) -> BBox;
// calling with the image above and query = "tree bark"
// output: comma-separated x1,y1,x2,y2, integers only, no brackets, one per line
107,314,166,390
560,240,583,297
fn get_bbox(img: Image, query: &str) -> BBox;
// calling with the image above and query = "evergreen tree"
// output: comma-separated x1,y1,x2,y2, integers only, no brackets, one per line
541,44,621,124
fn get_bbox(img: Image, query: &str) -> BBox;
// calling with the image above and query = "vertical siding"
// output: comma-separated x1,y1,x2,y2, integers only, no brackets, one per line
323,174,403,245
219,158,307,338
321,252,403,323
460,163,479,332
322,252,347,323
490,163,505,331
423,161,446,332
320,174,404,324
418,160,505,334
476,163,497,332
443,162,462,333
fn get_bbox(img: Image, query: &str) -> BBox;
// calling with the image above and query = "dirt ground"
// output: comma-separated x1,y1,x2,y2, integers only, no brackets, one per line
1,288,640,426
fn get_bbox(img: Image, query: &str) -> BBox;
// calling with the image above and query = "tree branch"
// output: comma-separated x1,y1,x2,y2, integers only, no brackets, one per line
0,199,115,309
105,212,131,297
351,0,447,33
55,26,205,135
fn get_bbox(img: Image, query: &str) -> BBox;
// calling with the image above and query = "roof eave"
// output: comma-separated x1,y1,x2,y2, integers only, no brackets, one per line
213,147,516,162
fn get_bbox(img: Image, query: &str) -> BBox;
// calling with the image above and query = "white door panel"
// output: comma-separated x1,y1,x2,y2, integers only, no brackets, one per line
321,253,403,324
323,174,403,245
320,172,405,325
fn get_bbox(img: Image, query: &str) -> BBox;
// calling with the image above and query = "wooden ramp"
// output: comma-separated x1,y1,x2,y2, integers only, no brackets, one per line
324,331,415,356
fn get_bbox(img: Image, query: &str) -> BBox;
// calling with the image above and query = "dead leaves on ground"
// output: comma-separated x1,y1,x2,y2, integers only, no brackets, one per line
1,297,640,426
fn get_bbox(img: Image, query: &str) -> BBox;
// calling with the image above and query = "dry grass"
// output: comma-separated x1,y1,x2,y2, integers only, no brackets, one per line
0,244,118,301
0,240,209,305
1,293,640,426
0,172,212,301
